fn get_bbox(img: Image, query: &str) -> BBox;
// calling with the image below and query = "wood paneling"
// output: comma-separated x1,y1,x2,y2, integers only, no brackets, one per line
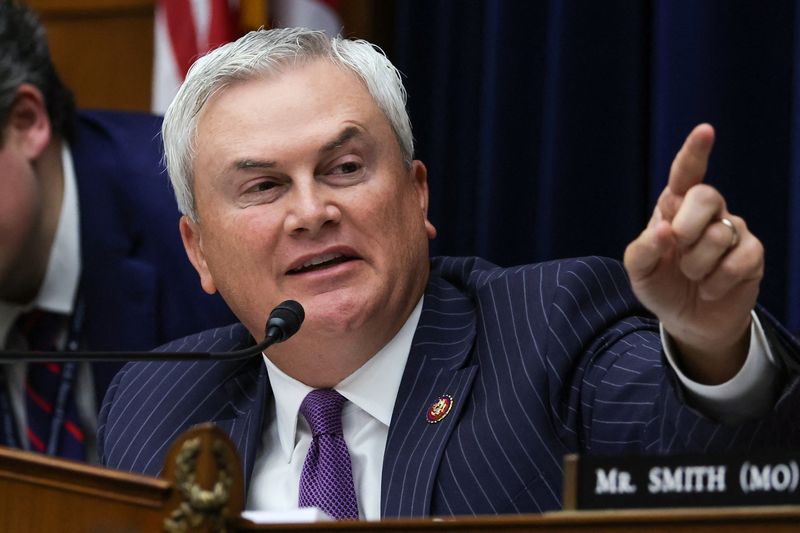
23,0,392,114
339,0,396,57
27,0,155,112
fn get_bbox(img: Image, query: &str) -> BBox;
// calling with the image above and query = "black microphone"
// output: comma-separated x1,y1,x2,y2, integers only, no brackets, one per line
263,299,305,345
4,300,305,362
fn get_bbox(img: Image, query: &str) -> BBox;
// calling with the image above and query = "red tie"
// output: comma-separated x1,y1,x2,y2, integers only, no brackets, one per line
14,310,85,460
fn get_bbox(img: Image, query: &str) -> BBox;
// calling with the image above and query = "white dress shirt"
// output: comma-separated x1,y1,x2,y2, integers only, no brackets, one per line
662,312,779,424
246,299,423,520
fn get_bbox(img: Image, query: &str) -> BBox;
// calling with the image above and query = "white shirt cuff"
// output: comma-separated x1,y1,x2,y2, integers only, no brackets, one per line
661,311,780,424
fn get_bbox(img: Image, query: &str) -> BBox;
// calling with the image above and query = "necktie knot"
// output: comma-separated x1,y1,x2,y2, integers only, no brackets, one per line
12,310,68,351
300,389,346,437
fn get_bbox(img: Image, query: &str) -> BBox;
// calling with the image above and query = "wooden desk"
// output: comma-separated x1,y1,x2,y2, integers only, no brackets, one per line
2,425,798,532
234,506,800,532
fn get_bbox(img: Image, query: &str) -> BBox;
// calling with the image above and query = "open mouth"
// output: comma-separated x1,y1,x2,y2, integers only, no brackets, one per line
287,253,356,274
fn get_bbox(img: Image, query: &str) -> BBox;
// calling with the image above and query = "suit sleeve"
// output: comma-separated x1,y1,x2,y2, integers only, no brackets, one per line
96,362,130,466
537,256,800,456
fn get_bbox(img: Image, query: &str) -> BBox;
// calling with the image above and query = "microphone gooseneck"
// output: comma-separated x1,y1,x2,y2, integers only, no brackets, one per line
5,300,305,362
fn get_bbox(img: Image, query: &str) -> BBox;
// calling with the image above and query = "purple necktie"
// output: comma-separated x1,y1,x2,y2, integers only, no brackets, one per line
298,389,359,520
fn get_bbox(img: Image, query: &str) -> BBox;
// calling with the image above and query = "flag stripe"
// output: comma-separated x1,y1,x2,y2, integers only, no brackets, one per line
208,0,239,49
153,0,243,113
164,0,200,78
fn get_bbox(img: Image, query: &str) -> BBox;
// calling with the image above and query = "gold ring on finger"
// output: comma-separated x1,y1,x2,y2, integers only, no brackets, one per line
719,217,739,249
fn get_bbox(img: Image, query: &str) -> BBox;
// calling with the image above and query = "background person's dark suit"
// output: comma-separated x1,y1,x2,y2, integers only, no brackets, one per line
8,109,236,416
97,255,800,516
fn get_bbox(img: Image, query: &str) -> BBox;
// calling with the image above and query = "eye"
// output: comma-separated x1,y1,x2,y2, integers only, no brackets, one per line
328,160,362,175
252,181,277,192
241,178,283,202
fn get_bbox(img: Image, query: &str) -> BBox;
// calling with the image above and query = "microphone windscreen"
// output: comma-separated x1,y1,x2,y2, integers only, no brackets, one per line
265,300,305,342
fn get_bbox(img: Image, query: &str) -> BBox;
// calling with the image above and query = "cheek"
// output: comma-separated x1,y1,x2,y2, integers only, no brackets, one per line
203,216,266,268
0,166,39,248
198,211,283,293
0,190,40,287
358,184,429,269
373,183,427,235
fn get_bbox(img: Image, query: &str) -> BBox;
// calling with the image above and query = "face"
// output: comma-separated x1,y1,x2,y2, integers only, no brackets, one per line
0,86,54,303
182,59,436,369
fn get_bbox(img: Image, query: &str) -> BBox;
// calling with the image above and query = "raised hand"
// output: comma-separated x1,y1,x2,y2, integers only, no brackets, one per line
624,124,764,384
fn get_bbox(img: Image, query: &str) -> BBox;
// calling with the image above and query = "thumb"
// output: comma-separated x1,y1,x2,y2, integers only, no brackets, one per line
624,219,672,282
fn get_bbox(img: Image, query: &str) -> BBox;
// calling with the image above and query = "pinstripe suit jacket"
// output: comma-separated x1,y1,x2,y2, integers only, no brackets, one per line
97,256,800,517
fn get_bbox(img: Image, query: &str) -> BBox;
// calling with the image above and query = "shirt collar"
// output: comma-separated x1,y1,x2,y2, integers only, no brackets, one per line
0,142,80,345
264,297,424,460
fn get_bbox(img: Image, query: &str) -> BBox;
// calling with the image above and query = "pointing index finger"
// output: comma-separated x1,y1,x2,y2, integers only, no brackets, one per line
667,123,715,197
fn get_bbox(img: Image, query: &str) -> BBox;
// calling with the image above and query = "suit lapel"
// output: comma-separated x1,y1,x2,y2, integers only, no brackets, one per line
157,324,269,494
381,274,478,518
213,356,271,493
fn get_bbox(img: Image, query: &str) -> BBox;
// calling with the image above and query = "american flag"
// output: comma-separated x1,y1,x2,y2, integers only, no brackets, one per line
151,0,341,114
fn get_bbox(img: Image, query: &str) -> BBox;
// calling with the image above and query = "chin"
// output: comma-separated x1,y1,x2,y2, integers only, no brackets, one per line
302,295,374,337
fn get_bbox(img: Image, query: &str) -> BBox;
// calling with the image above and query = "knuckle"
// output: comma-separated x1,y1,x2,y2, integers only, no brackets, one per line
739,238,765,274
749,236,764,257
707,223,732,248
718,259,742,281
672,224,691,244
686,183,720,205
729,214,746,229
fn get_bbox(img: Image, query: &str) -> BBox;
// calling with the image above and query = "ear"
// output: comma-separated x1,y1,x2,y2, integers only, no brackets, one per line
7,84,51,160
411,160,437,240
179,215,218,295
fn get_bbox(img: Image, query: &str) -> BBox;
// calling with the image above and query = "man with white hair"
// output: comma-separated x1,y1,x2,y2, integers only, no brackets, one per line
99,27,798,519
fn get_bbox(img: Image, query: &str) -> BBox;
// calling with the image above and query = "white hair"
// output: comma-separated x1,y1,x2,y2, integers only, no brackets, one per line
162,27,414,221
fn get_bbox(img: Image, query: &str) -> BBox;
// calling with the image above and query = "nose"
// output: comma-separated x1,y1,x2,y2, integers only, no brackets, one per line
284,179,341,236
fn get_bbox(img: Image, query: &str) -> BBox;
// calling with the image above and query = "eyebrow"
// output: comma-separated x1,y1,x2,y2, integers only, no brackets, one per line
319,126,363,155
231,126,363,171
235,159,276,171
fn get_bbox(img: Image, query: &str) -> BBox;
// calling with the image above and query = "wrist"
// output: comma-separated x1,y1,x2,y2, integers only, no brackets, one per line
667,325,751,385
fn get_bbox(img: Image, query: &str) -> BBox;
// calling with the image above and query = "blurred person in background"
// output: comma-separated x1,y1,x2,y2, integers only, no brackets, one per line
0,0,234,462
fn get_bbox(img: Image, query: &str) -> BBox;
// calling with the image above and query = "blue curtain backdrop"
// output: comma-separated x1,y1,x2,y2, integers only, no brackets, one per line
393,0,800,333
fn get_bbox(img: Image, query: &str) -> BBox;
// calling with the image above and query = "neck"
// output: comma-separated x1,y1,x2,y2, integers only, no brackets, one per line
266,326,399,389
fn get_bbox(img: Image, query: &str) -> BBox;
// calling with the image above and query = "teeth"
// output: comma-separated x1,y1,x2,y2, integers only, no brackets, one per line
302,253,342,269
